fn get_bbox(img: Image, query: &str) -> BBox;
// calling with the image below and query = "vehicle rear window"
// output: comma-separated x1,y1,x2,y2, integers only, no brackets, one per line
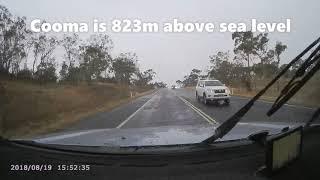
205,81,223,86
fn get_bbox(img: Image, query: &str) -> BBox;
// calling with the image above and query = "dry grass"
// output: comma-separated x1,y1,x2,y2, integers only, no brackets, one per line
230,76,320,107
0,80,153,138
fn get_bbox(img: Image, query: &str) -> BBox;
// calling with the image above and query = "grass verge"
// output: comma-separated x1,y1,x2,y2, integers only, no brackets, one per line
0,80,154,139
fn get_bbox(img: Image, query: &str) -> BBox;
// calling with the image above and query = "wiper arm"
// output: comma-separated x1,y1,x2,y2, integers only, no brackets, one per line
267,45,320,116
202,37,320,144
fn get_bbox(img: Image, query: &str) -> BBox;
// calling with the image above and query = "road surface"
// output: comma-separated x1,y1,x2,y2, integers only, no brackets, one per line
65,88,315,132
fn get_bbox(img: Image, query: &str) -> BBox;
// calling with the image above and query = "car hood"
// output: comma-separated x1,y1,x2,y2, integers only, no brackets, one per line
30,121,302,147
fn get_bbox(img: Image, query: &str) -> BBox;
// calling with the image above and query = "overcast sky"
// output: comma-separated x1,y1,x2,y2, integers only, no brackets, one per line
1,0,319,85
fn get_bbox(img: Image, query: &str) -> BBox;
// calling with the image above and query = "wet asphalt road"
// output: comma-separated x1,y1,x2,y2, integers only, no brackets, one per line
65,88,315,132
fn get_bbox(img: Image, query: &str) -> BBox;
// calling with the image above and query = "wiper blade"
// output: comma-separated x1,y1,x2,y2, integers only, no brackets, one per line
267,45,320,116
305,108,320,127
202,37,320,144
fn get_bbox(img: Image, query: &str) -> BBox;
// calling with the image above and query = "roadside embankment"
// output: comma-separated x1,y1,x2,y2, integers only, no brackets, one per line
0,80,154,138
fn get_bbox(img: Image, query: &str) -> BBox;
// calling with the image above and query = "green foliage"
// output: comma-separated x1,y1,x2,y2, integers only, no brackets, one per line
208,51,247,86
275,41,287,65
78,34,113,82
177,32,288,89
134,69,156,86
252,62,278,79
232,31,270,63
80,46,108,81
230,31,287,90
16,69,33,80
34,58,57,83
1,5,118,85
1,4,294,91
153,82,167,88
59,61,68,81
112,53,138,84
0,5,29,74
182,69,202,86
65,66,83,84
176,80,183,87
31,34,59,74
61,33,80,67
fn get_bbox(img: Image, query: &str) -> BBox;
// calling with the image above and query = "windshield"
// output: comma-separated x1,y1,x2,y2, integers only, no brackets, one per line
205,81,223,86
0,0,319,148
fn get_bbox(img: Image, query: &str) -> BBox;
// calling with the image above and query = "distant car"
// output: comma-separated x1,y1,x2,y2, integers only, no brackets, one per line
171,85,176,89
195,79,230,105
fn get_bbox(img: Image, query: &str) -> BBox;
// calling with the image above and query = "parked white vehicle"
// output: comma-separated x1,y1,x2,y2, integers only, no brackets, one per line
195,79,231,105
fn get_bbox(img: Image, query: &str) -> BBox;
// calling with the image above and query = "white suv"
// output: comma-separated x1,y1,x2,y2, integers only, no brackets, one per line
195,79,231,105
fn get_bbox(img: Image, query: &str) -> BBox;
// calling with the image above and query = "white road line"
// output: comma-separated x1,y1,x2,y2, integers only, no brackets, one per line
178,96,218,125
36,91,159,141
182,98,217,123
180,97,217,124
116,92,157,128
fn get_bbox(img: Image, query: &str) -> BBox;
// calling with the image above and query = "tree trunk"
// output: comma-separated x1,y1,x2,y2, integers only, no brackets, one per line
32,56,37,74
246,54,252,91
276,55,280,91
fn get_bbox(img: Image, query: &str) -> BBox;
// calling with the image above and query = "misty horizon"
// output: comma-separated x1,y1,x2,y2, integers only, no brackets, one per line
1,0,320,85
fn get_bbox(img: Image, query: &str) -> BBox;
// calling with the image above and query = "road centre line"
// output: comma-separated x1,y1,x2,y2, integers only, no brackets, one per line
178,96,218,125
182,98,217,123
116,92,157,128
179,97,216,125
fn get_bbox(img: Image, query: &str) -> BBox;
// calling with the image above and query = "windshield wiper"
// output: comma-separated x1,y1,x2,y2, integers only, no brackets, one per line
267,44,320,116
305,108,320,127
202,37,320,144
